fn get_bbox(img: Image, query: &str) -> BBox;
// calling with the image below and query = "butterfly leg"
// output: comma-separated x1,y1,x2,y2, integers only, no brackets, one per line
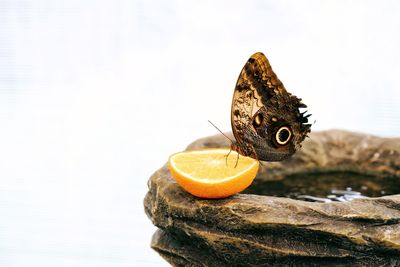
248,145,262,168
234,151,240,168
224,147,233,166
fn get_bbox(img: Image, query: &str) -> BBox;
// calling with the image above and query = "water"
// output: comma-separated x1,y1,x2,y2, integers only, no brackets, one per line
244,172,400,201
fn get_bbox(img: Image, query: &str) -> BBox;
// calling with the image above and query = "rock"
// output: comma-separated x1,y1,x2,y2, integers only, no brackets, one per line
144,130,400,266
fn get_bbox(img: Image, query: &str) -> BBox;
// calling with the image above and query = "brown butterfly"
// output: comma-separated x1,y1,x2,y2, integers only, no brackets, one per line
230,52,311,161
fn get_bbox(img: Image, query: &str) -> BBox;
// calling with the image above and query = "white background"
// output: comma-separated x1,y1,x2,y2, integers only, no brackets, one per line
1,0,400,266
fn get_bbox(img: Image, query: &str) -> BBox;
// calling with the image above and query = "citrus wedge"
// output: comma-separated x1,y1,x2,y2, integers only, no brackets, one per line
168,148,259,198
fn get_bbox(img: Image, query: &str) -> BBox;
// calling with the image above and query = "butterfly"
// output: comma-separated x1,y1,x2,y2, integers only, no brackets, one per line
230,52,311,161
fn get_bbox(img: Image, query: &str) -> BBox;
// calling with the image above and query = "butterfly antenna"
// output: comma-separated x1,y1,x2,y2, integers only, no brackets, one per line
207,120,234,144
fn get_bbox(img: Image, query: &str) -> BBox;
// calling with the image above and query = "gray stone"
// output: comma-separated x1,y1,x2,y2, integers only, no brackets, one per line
144,130,400,266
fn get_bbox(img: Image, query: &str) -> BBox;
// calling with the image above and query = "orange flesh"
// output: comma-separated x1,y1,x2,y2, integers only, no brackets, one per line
168,149,259,198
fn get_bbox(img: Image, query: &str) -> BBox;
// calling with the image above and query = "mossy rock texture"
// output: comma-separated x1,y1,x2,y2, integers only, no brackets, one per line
144,130,400,266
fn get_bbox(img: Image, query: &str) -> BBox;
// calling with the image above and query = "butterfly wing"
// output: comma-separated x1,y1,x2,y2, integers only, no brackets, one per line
231,52,311,161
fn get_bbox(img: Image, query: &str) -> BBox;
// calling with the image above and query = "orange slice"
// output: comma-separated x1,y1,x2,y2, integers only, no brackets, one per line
168,148,259,198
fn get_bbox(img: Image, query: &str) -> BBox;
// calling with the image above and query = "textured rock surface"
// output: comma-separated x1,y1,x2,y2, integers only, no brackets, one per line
144,130,400,266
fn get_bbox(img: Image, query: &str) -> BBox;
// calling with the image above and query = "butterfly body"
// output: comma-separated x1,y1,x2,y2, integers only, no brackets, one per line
231,52,311,161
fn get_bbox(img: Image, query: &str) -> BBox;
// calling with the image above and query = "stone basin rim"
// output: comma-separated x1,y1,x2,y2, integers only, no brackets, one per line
150,164,400,206
146,129,400,223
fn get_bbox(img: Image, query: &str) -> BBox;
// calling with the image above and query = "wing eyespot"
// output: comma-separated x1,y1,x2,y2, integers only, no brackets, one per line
252,113,263,128
275,126,292,145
